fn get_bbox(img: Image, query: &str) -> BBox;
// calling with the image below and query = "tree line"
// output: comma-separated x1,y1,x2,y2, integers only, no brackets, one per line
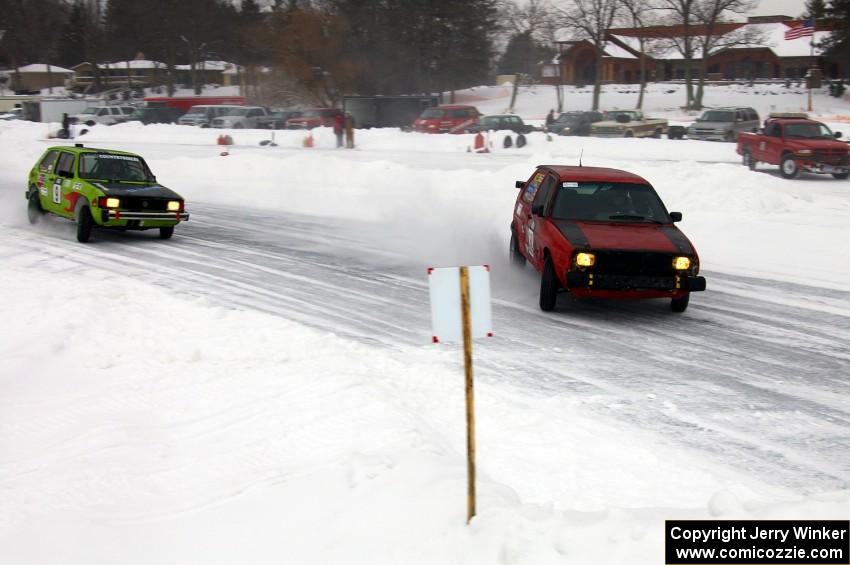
0,0,847,109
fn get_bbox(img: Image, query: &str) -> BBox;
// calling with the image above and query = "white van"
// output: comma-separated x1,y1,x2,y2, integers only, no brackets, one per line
72,105,135,126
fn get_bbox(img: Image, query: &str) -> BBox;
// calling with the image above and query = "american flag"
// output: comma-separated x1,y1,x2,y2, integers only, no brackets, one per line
784,19,814,40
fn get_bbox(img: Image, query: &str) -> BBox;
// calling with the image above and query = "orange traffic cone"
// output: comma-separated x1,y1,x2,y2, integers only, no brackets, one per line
473,132,488,153
303,132,314,148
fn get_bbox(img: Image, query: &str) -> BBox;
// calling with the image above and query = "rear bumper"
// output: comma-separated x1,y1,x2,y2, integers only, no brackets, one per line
566,270,706,293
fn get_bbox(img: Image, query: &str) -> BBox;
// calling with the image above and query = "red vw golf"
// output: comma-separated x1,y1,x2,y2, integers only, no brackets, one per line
510,165,706,312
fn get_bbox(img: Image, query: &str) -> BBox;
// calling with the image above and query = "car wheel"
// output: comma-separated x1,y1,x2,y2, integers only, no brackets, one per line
725,131,735,143
76,206,93,243
671,293,690,313
85,120,95,126
539,255,559,312
27,189,43,224
233,123,243,129
509,229,526,268
780,154,799,179
653,128,662,138
742,150,756,170
159,226,174,239
624,131,634,138
832,172,850,180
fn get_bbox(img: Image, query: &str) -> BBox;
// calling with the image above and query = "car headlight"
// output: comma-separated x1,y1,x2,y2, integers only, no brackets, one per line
105,197,120,208
797,149,812,156
575,252,596,267
715,128,726,134
167,200,181,211
673,256,691,270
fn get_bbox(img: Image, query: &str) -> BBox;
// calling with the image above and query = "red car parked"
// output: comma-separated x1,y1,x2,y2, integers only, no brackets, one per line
510,165,706,312
411,105,480,134
736,115,850,179
286,108,343,129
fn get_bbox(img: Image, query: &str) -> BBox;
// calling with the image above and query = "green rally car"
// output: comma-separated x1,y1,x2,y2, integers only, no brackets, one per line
26,144,189,242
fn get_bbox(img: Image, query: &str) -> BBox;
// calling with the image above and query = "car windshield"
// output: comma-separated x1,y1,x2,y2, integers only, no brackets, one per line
78,153,154,182
420,108,444,119
480,116,502,128
184,108,208,116
784,122,835,139
81,108,98,115
550,182,670,223
555,114,581,124
225,108,252,116
300,110,321,118
700,111,735,122
604,111,638,121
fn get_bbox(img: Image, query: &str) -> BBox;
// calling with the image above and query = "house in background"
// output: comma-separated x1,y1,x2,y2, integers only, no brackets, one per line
544,16,844,85
7,64,73,93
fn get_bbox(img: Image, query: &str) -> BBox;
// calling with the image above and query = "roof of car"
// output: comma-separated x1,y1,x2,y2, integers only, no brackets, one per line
538,165,650,184
436,104,477,109
48,145,140,157
482,114,520,119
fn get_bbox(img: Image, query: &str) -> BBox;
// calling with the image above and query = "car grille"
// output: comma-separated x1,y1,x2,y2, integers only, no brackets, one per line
812,149,849,166
121,197,169,212
594,250,677,277
693,128,720,136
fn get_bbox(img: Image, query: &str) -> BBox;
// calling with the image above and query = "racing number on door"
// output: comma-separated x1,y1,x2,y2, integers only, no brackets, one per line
526,220,535,256
52,180,62,204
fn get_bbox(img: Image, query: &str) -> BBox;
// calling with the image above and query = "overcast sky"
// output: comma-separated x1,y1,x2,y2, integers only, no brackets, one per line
748,0,807,17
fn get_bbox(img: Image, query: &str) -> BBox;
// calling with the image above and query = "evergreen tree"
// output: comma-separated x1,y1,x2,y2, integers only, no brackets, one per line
497,31,554,76
819,0,850,58
805,0,828,19
58,1,87,68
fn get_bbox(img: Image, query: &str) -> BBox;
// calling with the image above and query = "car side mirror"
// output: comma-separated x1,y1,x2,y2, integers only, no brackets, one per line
834,131,843,139
531,203,544,216
669,212,682,223
515,180,524,189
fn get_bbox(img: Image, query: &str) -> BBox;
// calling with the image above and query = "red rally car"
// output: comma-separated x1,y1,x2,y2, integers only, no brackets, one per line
510,165,706,312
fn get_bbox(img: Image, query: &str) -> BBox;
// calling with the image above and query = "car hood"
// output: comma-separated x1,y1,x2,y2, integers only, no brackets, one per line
555,220,690,253
91,182,182,199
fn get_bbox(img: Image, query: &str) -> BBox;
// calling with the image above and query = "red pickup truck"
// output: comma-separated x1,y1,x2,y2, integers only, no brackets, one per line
510,165,706,313
736,117,849,179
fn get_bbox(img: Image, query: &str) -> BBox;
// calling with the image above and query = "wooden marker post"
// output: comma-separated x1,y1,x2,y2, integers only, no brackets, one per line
459,266,476,523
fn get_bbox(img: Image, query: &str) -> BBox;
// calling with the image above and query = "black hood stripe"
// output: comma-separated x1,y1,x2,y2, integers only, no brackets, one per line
661,225,693,254
553,219,590,248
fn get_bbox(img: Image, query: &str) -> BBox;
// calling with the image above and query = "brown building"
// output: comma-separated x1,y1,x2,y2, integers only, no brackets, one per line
546,17,845,85
8,64,73,93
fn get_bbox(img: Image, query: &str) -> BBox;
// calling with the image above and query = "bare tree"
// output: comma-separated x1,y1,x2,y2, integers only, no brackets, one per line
691,0,761,109
560,0,619,110
656,0,699,108
618,0,661,109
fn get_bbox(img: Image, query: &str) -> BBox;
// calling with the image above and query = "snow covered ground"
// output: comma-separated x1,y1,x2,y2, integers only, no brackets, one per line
1,84,849,564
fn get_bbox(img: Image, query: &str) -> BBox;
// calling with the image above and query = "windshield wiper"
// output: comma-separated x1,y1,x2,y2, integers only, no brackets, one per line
608,214,663,224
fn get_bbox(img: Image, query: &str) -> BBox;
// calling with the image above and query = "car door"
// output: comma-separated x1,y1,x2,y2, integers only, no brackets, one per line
524,173,558,269
761,123,784,163
514,169,546,260
34,150,60,204
48,151,76,216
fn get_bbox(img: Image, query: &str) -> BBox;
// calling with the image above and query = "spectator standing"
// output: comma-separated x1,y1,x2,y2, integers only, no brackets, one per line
333,112,344,148
545,109,555,130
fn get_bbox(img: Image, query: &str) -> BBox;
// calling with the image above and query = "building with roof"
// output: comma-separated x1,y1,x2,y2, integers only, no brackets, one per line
6,64,74,93
546,17,843,85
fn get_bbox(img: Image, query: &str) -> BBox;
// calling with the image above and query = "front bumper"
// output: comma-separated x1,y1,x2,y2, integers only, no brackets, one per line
567,270,706,292
102,210,189,222
799,161,849,175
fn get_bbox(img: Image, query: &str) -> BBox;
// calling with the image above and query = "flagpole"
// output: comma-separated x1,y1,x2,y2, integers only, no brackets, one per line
808,14,815,112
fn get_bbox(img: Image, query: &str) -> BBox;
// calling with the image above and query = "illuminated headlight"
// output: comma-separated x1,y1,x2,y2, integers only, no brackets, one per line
105,197,120,208
673,256,692,270
167,201,181,211
575,252,596,267
797,149,812,156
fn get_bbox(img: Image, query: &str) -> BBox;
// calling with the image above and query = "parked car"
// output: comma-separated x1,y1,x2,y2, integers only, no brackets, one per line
509,165,705,312
737,115,849,179
468,114,536,134
0,107,23,120
687,107,760,142
211,106,269,129
178,104,244,127
256,109,303,129
591,110,668,138
548,111,604,136
286,108,343,129
120,106,184,125
26,144,189,242
72,105,136,126
411,105,480,134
